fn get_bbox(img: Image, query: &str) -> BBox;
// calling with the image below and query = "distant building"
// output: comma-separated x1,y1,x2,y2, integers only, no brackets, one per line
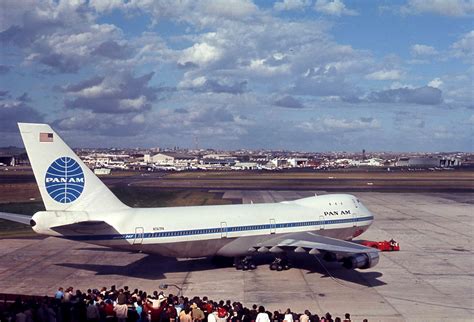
287,157,308,167
94,168,111,175
350,158,384,167
270,157,288,168
152,152,196,168
231,161,260,170
395,157,410,167
396,157,461,168
144,154,152,163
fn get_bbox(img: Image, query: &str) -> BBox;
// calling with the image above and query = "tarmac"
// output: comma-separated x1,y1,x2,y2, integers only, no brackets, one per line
0,191,473,321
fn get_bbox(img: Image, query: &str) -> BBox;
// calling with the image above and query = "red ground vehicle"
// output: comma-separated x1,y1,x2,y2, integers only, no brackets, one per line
362,239,400,251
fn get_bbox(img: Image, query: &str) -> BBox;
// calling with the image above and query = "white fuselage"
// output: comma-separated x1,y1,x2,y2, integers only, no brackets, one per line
31,193,373,258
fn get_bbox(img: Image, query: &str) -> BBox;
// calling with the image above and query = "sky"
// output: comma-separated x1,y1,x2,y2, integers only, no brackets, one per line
0,0,473,152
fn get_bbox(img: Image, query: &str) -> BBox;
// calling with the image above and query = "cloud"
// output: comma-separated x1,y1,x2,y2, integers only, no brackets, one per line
401,0,474,17
292,65,359,98
314,0,358,16
91,40,130,60
0,65,12,74
17,93,31,102
63,72,160,113
298,117,380,134
53,110,146,137
153,105,249,141
0,2,127,73
274,95,304,108
451,30,474,61
201,0,258,19
62,76,105,93
274,0,312,11
88,0,126,13
411,44,438,56
368,86,442,105
428,77,443,88
179,76,248,94
178,42,222,67
366,69,403,80
0,96,43,132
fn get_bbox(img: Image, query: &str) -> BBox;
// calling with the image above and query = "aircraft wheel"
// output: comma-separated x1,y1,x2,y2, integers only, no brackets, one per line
249,263,257,270
270,263,277,270
276,265,283,271
243,264,249,271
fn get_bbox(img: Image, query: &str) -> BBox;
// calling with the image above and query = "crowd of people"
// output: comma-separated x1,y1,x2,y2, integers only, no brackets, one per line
1,285,368,322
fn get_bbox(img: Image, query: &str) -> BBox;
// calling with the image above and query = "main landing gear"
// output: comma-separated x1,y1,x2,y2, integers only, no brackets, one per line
269,257,292,271
234,256,257,271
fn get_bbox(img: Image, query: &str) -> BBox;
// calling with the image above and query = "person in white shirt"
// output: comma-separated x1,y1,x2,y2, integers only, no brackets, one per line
256,306,270,322
207,306,218,322
283,308,294,322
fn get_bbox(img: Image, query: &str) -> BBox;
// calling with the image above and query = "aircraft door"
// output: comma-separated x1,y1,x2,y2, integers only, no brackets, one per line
319,216,325,230
351,198,358,227
220,222,228,238
133,227,144,245
269,219,276,234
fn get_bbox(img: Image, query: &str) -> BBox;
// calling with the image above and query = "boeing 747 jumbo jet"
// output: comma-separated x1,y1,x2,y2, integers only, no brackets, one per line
0,123,378,271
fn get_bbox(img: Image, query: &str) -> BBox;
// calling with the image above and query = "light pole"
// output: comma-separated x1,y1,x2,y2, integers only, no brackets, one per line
159,283,183,297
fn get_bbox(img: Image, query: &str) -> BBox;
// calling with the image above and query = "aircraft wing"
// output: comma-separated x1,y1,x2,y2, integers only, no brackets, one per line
255,231,378,255
0,212,32,225
249,231,380,269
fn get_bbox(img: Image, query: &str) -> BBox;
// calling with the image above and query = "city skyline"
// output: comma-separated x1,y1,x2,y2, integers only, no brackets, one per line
1,0,473,152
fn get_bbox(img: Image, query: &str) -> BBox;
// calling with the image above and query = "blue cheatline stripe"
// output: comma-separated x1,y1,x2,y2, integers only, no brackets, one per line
64,215,374,242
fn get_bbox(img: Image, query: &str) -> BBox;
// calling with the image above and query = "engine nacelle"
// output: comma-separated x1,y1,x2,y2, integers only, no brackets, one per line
342,252,379,269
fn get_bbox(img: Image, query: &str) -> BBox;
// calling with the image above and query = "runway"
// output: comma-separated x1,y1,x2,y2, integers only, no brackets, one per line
0,191,472,321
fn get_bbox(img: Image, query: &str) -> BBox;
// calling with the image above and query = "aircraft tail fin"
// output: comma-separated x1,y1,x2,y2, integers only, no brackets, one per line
18,123,129,212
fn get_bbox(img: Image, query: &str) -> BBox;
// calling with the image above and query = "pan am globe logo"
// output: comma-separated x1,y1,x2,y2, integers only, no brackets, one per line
45,157,85,203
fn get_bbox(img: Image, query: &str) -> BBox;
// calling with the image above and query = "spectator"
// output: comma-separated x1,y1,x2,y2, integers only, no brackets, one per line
324,312,333,322
343,313,351,322
15,309,27,322
104,299,115,321
117,289,127,305
86,300,100,322
256,306,270,322
191,303,205,322
167,302,178,322
300,310,311,322
207,305,218,322
54,287,64,301
63,287,73,303
180,308,193,322
249,304,258,321
283,309,293,322
216,302,228,322
273,310,281,322
114,301,128,322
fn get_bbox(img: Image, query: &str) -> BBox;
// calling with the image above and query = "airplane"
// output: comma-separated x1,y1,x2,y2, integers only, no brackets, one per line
0,123,379,271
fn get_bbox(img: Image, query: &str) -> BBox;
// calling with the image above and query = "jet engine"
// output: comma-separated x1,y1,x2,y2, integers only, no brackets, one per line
342,251,379,269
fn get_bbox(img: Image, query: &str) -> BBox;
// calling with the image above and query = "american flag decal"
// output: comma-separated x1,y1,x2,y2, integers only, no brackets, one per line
39,132,54,142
